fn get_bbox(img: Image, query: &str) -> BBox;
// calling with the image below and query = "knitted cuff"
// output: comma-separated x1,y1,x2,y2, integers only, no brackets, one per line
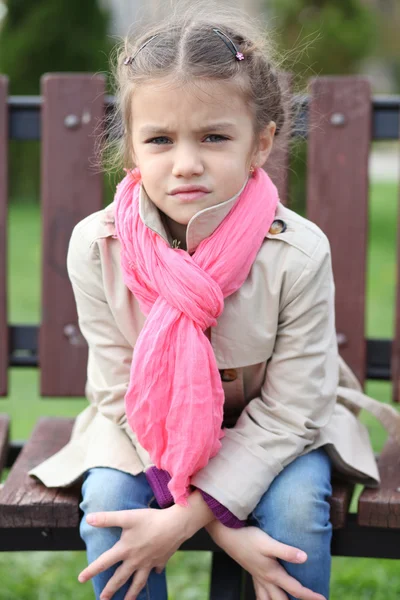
145,467,174,508
145,467,247,528
198,489,247,529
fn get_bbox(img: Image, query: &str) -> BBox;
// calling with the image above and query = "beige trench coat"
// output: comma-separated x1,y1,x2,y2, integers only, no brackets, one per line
29,183,400,520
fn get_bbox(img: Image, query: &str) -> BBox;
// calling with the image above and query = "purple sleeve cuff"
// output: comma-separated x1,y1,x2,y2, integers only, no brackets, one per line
145,466,174,508
145,467,247,528
198,489,247,529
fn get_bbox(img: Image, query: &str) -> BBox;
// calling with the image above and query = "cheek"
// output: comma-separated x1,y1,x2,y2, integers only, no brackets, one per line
139,162,169,198
136,152,165,177
141,157,165,179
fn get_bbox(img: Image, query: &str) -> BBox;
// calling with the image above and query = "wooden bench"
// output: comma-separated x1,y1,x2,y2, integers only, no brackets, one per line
0,73,400,598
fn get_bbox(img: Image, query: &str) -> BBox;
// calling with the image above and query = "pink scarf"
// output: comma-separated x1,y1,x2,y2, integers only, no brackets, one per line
114,167,279,506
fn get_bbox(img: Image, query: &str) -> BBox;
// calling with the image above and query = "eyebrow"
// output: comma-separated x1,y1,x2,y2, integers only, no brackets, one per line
139,122,237,135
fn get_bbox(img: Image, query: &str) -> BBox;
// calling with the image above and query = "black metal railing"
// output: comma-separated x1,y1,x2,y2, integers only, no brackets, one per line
7,94,400,141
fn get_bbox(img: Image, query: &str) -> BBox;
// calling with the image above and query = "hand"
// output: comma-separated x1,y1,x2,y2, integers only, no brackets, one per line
77,506,187,600
206,522,326,600
253,577,288,600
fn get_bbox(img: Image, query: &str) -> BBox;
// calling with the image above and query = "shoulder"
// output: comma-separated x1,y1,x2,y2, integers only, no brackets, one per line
69,202,115,253
67,203,115,282
259,203,333,305
265,202,331,263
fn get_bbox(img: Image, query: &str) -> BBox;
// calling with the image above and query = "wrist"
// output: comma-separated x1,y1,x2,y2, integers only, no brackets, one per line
169,489,216,541
205,518,220,537
198,489,247,528
205,518,229,549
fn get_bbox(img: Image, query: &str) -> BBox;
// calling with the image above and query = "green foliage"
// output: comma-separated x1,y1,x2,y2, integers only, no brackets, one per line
374,3,400,92
268,0,379,211
0,0,111,94
0,0,112,199
268,0,378,83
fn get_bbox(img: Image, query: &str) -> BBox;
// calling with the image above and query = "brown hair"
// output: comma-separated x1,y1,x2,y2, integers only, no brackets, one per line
100,1,292,176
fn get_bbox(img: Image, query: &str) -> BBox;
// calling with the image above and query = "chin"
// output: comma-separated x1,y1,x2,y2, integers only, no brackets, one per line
172,215,192,226
168,208,197,223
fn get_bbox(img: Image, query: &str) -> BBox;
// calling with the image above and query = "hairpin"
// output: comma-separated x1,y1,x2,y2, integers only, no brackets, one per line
124,29,245,66
124,34,160,66
212,28,244,61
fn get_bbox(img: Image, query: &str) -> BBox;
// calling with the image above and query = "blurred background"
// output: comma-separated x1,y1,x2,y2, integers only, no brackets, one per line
1,0,399,203
0,1,400,598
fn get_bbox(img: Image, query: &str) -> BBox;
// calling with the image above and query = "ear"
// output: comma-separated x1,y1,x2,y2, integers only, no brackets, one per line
252,121,276,169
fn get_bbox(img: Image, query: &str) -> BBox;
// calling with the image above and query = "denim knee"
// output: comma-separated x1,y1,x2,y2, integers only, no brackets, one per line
250,448,333,544
77,468,162,600
248,449,333,600
79,467,155,542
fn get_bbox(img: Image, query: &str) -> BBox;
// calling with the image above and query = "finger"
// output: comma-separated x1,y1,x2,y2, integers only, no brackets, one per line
85,510,136,528
98,563,134,600
254,577,287,600
78,544,123,583
253,576,271,600
272,562,326,600
155,564,166,574
125,568,152,600
262,537,308,565
264,581,288,600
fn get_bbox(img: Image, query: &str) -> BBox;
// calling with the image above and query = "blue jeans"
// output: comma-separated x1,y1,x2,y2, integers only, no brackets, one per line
79,447,332,600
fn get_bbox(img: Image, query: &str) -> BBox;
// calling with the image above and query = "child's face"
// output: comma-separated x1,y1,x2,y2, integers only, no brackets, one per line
131,77,275,226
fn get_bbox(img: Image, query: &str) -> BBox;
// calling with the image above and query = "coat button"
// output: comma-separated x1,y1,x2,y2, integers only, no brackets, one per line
220,368,238,382
269,219,287,235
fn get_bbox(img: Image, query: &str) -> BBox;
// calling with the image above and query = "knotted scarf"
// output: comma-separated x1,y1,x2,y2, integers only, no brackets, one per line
114,167,280,506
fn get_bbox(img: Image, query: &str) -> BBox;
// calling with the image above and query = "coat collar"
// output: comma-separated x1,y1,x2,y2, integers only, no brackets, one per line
138,177,250,254
102,175,290,251
104,176,250,255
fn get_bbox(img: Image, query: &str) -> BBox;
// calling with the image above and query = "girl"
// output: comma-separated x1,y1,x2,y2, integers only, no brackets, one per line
28,2,392,599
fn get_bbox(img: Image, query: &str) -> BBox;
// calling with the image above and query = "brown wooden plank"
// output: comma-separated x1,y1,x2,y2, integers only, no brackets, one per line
0,414,10,480
329,479,354,530
358,438,400,528
307,77,371,386
0,417,81,527
0,77,8,396
391,125,400,402
40,74,105,396
264,72,292,205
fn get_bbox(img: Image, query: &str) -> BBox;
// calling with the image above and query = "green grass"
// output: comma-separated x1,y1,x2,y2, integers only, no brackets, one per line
1,179,400,598
0,551,212,600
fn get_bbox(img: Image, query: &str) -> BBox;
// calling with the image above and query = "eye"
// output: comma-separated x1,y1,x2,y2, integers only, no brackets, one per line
146,136,172,145
204,134,229,143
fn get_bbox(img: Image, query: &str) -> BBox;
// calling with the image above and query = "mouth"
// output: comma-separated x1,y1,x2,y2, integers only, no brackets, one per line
172,191,210,202
169,185,211,202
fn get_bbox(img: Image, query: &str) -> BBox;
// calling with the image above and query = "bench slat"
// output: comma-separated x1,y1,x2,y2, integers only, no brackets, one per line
307,77,371,387
0,416,349,529
0,417,81,528
39,74,105,396
392,139,400,402
358,437,400,527
0,414,10,479
330,479,354,529
0,77,8,396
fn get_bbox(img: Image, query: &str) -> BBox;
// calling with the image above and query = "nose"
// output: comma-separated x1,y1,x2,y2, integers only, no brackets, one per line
171,143,204,178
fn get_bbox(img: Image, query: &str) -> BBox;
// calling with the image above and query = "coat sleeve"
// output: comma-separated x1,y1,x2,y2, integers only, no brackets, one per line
191,234,339,521
66,224,146,454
